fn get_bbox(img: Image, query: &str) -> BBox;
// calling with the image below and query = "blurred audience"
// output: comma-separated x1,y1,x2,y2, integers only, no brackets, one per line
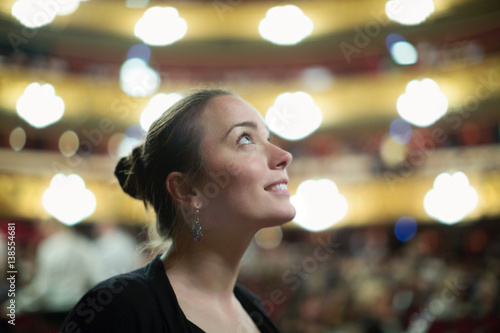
1,219,499,332
94,221,143,280
239,222,500,333
2,219,102,330
0,219,147,332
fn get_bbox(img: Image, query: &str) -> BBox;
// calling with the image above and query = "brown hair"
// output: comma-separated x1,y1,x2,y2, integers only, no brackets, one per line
114,88,234,249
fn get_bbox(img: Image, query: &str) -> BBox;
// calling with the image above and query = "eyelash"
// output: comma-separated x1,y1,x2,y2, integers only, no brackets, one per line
237,132,271,145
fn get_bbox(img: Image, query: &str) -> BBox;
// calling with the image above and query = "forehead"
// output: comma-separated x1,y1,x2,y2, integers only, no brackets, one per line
201,95,266,135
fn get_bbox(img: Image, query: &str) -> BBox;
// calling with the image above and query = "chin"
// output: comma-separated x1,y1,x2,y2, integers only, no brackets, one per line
286,204,297,221
272,205,297,226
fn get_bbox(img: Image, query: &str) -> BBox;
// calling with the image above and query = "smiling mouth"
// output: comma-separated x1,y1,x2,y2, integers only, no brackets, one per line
265,183,288,191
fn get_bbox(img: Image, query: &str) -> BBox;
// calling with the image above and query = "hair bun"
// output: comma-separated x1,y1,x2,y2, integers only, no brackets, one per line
114,146,144,200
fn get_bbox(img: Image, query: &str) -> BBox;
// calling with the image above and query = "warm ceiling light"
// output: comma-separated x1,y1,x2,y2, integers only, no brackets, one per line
385,0,434,25
424,172,478,224
259,5,313,45
397,78,448,127
42,174,97,226
11,0,57,28
16,82,65,128
265,91,322,141
140,93,183,131
291,179,348,231
11,0,83,28
134,6,187,46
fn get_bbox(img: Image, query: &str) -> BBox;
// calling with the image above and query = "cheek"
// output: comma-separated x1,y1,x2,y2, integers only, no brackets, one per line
232,161,265,194
216,158,264,196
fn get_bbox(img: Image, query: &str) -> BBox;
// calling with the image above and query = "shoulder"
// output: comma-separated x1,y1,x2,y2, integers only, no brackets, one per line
80,269,153,305
60,263,161,333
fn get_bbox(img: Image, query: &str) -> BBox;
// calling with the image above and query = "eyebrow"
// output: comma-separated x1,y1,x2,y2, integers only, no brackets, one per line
223,121,270,141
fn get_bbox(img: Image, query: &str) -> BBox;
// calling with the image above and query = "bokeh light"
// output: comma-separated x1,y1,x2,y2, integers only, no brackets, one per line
117,137,141,158
11,0,82,28
291,179,348,231
254,226,283,250
394,216,417,242
259,5,313,45
140,93,183,131
127,43,151,62
397,78,448,127
390,118,413,144
390,41,418,65
300,67,335,92
134,6,187,46
380,134,407,167
9,127,26,152
117,125,145,157
119,58,160,97
266,91,322,141
386,33,406,50
42,173,97,226
424,171,479,224
16,82,65,128
125,124,146,140
126,0,150,8
11,0,57,28
59,130,80,157
385,0,434,26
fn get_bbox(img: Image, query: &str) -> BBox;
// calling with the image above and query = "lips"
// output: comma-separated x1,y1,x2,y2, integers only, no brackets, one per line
264,178,288,191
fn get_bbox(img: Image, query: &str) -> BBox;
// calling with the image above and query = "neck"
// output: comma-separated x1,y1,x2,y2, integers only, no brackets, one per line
161,226,255,299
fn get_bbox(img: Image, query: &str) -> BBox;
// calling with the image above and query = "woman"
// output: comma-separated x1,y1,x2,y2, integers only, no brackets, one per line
61,89,296,333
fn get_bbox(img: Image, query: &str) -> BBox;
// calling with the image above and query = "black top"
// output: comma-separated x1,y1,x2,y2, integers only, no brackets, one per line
60,255,279,333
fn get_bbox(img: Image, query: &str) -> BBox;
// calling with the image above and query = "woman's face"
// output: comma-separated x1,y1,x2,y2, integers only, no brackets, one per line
196,94,296,233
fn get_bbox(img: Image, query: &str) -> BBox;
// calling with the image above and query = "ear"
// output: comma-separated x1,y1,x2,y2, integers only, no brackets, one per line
165,171,196,208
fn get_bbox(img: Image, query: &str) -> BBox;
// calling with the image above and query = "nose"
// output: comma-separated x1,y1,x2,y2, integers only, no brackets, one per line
269,144,293,169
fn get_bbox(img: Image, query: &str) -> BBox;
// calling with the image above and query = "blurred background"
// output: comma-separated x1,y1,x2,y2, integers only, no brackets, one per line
1,0,500,332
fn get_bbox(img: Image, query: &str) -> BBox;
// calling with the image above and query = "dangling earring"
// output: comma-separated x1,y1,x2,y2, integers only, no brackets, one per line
191,205,203,242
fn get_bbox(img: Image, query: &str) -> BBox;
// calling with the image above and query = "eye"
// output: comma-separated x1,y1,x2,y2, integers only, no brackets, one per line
237,132,253,145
